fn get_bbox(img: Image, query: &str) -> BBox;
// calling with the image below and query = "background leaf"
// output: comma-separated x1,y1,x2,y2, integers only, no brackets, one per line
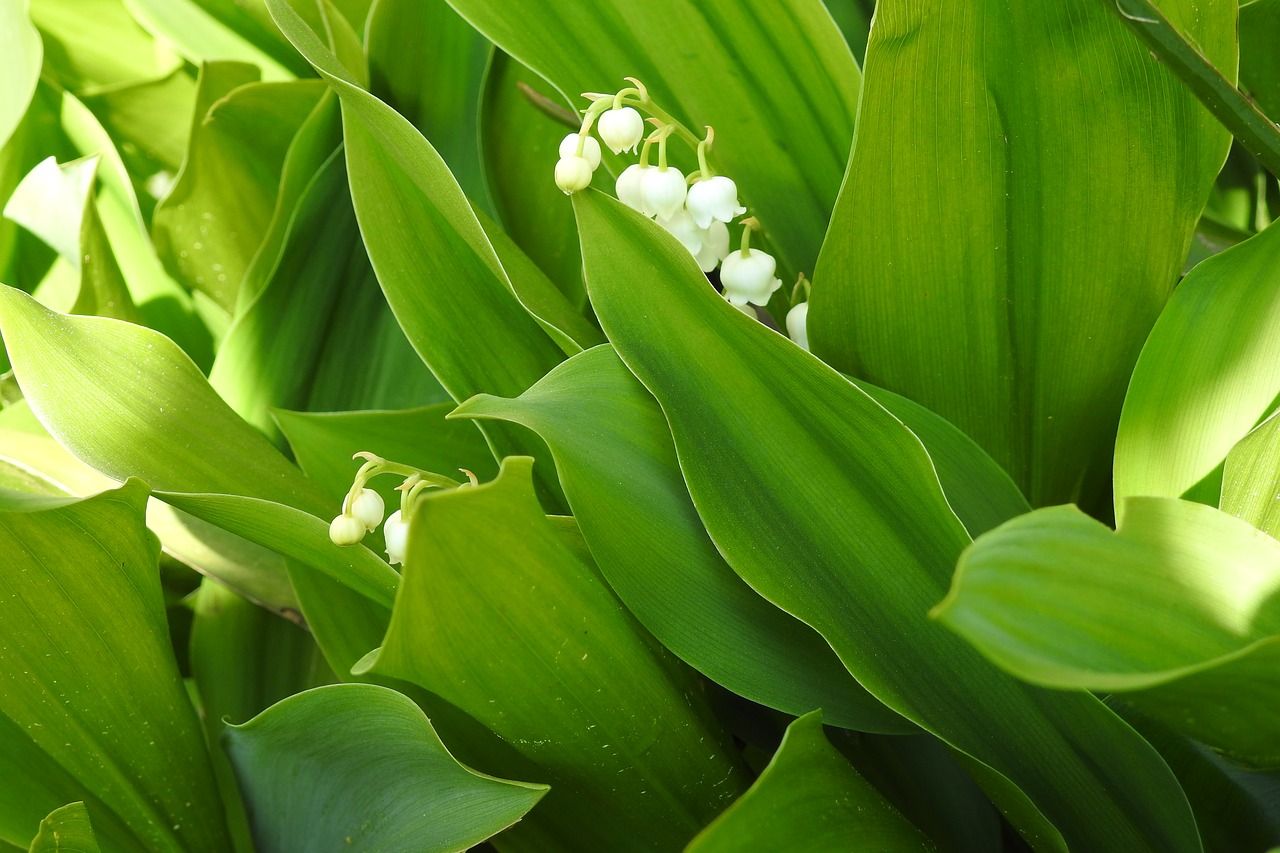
1222,407,1280,539
27,804,98,853
0,0,42,151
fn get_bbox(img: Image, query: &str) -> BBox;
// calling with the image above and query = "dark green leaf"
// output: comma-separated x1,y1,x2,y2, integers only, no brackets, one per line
1240,0,1280,122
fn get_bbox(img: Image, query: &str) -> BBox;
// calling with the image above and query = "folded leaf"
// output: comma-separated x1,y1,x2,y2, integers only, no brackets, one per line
935,496,1280,766
27,803,99,853
1221,407,1280,539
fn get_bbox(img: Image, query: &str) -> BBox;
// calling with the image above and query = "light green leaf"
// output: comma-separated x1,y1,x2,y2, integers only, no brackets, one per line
154,64,325,311
455,345,912,734
27,804,98,853
809,0,1234,507
0,0,41,151
122,0,299,81
447,0,859,282
363,457,747,851
30,0,181,94
935,496,1280,766
1115,219,1280,510
574,188,1199,850
686,712,932,853
1221,407,1280,539
0,482,231,852
224,684,547,853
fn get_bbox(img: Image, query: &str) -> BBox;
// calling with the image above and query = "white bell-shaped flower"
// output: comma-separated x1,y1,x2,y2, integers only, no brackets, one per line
350,488,385,531
329,513,365,546
686,176,746,228
384,509,409,565
786,301,810,350
597,107,644,154
616,163,648,211
555,156,593,194
720,248,782,306
559,133,601,170
693,220,730,273
640,166,686,220
658,209,703,255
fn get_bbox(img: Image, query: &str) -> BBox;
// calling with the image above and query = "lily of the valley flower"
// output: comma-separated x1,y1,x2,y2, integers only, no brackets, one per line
658,209,704,254
721,218,782,306
786,301,810,350
597,106,645,154
555,156,593,194
329,513,366,546
383,510,409,565
559,132,601,169
694,220,730,272
350,488,385,530
686,176,746,228
616,163,648,211
641,166,687,219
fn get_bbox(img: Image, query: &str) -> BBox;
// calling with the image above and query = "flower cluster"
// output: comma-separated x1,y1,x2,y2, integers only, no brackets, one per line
553,78,782,308
328,452,476,565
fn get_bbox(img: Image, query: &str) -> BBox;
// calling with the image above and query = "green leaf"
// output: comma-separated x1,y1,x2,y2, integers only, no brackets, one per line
1115,219,1280,510
1109,0,1279,178
121,0,300,81
809,0,1234,507
1240,0,1280,122
30,0,181,94
447,0,860,281
0,0,41,151
0,482,231,852
27,804,98,853
455,345,912,734
363,457,747,851
223,684,547,853
574,188,1200,850
153,63,325,311
934,496,1280,767
1222,407,1280,539
686,712,932,853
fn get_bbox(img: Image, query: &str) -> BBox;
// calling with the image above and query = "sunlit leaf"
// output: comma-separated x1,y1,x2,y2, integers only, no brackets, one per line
27,803,99,853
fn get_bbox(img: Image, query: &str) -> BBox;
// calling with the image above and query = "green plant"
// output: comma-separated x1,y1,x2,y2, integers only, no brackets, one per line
0,0,1278,850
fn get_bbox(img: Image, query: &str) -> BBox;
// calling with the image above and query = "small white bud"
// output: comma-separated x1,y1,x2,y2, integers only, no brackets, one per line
640,166,687,220
555,156,593,194
384,509,409,565
350,488,385,530
559,133,601,170
721,248,782,306
616,163,648,211
786,301,810,350
693,220,730,273
329,513,366,546
657,209,704,255
686,176,746,228
597,106,645,154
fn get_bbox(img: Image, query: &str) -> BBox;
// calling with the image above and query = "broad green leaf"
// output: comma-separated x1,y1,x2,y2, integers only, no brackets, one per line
575,189,1199,850
1110,0,1280,178
276,404,497,504
686,712,931,853
181,0,316,78
30,0,181,93
1241,0,1280,122
480,53,585,306
1115,219,1280,510
446,0,860,282
0,482,231,852
366,0,492,207
0,0,41,151
27,804,98,853
1222,407,1280,538
363,457,747,851
456,345,911,734
79,68,196,190
154,64,325,311
224,684,547,853
935,496,1280,766
809,0,1234,508
122,0,299,81
4,155,138,321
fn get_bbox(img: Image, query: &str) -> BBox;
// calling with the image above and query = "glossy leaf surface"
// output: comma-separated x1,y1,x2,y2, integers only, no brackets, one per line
1222,407,1280,539
574,188,1199,851
27,804,99,853
810,0,1234,507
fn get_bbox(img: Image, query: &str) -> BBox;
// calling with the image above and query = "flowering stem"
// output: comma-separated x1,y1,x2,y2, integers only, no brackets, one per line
738,216,760,258
696,127,714,180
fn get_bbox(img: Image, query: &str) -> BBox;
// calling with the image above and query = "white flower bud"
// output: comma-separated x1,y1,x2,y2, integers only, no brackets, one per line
616,163,648,212
786,301,810,350
657,209,703,255
720,248,782,306
350,488,385,530
686,176,746,228
384,509,409,565
641,166,686,220
329,513,365,546
559,133,601,170
597,107,644,154
555,156,593,194
693,220,730,273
